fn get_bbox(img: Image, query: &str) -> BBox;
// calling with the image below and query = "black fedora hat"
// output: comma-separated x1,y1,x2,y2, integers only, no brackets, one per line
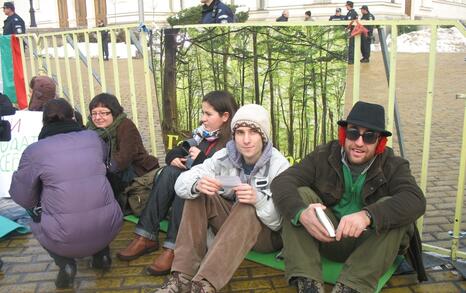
337,101,392,137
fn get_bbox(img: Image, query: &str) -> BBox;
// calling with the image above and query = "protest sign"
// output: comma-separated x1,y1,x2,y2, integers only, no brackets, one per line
0,111,42,197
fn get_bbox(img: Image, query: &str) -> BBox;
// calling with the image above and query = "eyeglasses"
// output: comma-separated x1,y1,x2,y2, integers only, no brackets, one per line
346,128,379,144
91,111,112,118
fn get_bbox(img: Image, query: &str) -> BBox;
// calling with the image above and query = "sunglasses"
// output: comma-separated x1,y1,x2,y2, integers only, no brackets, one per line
346,128,379,144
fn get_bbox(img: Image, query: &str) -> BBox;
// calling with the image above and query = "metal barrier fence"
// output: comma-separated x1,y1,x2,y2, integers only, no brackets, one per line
16,24,162,160
16,19,466,261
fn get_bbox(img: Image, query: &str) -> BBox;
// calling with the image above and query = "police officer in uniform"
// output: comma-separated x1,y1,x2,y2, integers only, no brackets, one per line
345,1,358,64
200,0,235,24
2,2,25,35
360,5,375,63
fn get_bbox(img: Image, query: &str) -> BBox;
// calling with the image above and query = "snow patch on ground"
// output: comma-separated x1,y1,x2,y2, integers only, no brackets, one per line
373,27,466,53
41,42,138,59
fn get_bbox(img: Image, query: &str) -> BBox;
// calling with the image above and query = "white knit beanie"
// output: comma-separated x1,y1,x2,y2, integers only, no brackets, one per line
231,104,270,142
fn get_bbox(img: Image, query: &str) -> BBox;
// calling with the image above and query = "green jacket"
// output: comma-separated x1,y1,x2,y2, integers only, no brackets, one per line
271,140,425,233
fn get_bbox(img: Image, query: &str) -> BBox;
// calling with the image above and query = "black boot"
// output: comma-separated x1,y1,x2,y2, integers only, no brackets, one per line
90,253,112,270
55,263,76,289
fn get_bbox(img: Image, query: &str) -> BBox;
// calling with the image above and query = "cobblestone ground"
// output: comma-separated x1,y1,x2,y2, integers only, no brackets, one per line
1,222,465,292
1,52,465,292
347,52,466,250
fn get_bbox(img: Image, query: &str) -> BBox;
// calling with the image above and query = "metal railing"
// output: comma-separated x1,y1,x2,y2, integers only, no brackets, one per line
16,24,162,160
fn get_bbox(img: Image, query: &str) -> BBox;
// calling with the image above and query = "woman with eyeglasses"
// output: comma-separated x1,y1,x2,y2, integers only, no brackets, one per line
87,93,160,211
117,90,238,277
10,99,123,289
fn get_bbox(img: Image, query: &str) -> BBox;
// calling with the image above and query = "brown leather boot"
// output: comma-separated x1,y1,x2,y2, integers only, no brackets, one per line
116,235,159,261
146,248,174,276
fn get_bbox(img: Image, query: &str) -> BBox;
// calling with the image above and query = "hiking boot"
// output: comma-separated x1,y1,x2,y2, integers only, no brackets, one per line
331,282,360,293
117,234,159,261
191,279,216,293
293,277,324,293
55,263,77,289
146,248,174,276
153,272,192,293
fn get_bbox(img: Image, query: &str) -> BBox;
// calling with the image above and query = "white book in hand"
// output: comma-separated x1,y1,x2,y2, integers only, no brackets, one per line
315,206,336,237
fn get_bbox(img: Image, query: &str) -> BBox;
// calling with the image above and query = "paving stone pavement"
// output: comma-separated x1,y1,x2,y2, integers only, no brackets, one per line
1,221,465,292
348,52,466,251
1,52,465,292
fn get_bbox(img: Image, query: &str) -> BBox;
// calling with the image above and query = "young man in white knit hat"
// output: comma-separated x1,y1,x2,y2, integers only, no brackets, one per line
155,104,290,293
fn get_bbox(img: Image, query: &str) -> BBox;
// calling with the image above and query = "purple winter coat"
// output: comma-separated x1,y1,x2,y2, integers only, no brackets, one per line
9,130,123,258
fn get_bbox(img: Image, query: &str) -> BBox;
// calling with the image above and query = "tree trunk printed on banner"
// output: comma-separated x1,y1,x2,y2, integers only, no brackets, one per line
252,28,260,104
161,28,178,140
152,25,347,159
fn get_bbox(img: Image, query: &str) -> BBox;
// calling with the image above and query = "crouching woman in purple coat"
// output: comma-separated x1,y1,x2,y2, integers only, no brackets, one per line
9,99,123,289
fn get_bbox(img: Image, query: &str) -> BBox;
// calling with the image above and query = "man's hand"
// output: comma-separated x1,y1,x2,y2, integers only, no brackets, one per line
335,210,371,241
189,146,201,160
170,157,187,169
234,184,257,205
195,176,222,196
300,204,335,243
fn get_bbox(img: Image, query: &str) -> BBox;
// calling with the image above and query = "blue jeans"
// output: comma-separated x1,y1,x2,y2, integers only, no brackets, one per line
135,165,184,249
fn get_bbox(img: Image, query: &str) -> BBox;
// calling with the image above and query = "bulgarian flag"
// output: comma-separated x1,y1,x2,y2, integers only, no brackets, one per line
0,35,27,109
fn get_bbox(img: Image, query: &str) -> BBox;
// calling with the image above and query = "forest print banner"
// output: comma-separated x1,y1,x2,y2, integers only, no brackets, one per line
157,25,348,161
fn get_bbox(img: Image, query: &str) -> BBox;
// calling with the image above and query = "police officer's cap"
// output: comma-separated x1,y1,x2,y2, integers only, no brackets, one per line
360,5,369,10
2,2,14,10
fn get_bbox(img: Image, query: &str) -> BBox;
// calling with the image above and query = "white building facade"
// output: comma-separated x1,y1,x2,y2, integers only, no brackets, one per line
2,0,465,30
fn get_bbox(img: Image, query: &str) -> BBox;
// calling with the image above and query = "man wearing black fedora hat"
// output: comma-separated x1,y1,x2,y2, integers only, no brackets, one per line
271,101,427,293
2,1,25,35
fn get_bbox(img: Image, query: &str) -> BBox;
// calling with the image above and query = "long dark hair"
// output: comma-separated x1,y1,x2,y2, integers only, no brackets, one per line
89,93,124,118
202,90,238,148
42,98,74,125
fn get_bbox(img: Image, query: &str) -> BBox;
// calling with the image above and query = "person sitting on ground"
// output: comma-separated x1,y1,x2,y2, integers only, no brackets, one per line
271,101,427,293
155,104,289,293
276,10,289,22
87,93,159,211
10,98,123,289
117,90,238,276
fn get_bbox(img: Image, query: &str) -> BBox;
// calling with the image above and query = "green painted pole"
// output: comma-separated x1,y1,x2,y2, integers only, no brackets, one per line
417,25,437,236
352,34,361,104
386,25,397,147
451,95,466,260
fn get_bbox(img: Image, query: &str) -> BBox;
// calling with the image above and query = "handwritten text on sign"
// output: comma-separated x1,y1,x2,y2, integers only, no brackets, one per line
0,111,43,198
